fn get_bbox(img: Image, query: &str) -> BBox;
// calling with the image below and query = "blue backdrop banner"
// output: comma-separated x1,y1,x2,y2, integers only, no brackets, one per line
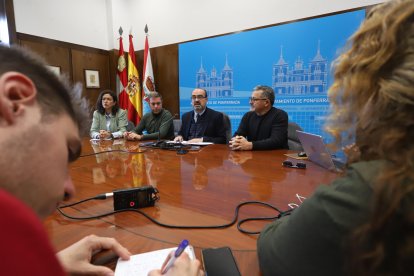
179,9,365,146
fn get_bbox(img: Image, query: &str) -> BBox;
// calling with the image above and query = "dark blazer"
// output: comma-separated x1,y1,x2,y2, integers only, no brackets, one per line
178,107,226,144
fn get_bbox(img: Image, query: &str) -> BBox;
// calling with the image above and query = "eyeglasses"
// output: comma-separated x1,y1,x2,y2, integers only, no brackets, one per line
191,95,207,100
249,97,267,102
282,160,306,169
150,102,162,106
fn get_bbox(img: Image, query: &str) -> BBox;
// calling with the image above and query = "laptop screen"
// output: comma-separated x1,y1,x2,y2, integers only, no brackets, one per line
296,130,338,171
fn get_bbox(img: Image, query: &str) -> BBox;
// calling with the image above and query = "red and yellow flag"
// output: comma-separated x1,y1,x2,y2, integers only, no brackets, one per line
126,34,142,125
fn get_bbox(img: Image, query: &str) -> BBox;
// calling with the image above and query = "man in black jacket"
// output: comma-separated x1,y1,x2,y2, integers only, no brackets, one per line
230,85,288,150
174,88,226,144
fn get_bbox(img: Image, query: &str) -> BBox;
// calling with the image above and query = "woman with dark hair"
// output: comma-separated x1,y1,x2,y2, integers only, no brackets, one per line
90,90,128,139
257,1,414,275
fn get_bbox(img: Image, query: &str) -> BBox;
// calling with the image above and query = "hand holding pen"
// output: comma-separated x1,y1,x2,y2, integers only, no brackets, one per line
148,240,204,276
161,240,189,274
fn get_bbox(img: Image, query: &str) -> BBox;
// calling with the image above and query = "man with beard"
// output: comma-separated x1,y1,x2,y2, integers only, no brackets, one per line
229,85,288,150
174,88,226,144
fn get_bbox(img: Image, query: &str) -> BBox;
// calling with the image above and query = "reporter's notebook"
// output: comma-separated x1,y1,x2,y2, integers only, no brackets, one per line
114,245,195,276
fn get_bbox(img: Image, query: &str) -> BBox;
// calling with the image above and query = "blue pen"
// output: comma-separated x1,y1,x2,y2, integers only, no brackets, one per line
161,239,189,274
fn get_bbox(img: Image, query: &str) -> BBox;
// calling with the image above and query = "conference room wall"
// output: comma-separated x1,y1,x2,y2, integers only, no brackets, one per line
10,0,386,122
17,33,112,113
15,32,179,118
13,0,386,51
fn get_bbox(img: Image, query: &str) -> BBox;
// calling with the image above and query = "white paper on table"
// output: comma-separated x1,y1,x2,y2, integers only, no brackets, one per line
114,245,195,276
181,141,213,146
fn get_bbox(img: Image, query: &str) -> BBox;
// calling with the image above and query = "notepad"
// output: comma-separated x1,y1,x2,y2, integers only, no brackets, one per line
114,245,195,276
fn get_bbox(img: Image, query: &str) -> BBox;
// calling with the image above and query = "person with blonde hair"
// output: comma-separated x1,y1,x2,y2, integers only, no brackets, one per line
257,1,414,275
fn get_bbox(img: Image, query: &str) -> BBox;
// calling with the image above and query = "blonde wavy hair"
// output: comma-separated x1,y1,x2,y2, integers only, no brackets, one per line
326,0,414,274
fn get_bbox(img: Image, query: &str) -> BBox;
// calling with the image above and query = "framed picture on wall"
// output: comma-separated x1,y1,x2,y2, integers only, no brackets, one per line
46,65,61,76
85,69,100,88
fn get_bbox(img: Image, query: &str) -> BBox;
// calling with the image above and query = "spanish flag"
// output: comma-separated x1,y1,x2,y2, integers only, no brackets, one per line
126,34,141,125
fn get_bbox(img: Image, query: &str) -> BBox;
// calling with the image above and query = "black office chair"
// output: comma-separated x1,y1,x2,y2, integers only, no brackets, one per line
173,119,182,136
288,122,303,151
222,112,232,144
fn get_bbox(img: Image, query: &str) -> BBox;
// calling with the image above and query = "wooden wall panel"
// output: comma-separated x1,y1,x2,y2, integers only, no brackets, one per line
19,40,72,78
71,49,111,109
17,33,113,113
17,32,179,121
108,49,118,93
151,44,179,117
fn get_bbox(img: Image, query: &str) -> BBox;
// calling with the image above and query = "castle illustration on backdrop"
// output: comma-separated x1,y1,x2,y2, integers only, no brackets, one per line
196,55,234,98
195,42,328,97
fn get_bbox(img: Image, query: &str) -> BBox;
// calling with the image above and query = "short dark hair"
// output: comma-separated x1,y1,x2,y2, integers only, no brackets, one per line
148,91,163,101
0,45,89,135
193,88,207,98
96,90,119,116
254,85,275,105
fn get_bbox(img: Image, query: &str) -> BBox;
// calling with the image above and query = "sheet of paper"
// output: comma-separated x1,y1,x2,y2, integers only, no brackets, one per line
114,246,195,276
165,140,177,143
165,141,213,146
181,141,213,146
283,153,308,160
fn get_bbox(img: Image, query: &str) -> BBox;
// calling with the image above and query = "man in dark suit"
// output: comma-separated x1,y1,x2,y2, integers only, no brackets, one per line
174,88,226,144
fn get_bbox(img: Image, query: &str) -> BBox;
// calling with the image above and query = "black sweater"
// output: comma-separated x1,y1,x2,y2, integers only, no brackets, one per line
234,107,288,150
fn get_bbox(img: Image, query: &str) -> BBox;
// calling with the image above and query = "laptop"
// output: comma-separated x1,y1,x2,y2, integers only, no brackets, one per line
296,130,345,172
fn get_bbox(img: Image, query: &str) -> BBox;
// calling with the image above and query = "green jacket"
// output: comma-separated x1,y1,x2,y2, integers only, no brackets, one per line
90,109,128,139
257,160,383,276
133,109,174,140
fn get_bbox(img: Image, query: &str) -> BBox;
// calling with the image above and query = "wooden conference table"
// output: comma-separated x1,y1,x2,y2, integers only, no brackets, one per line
45,138,338,275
